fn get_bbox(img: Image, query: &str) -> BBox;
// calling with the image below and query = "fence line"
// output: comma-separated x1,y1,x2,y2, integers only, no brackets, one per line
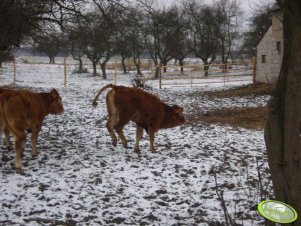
1,57,256,88
158,58,256,89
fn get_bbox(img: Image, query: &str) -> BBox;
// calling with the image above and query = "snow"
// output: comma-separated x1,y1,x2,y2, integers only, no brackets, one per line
0,58,272,225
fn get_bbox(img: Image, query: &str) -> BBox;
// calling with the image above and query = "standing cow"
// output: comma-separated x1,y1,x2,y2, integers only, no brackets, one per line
92,84,186,154
0,88,64,173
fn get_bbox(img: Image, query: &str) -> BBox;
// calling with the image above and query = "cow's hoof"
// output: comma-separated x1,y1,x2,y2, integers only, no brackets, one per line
16,168,24,175
151,150,157,154
112,141,117,147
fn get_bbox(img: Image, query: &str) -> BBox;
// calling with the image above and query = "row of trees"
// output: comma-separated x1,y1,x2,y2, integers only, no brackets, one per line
17,0,244,78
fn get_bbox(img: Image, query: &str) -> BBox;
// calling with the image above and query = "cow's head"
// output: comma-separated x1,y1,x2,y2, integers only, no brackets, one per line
163,105,186,128
171,105,186,125
48,89,64,114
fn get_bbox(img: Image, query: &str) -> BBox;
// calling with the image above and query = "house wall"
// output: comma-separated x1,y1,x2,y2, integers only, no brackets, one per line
256,11,283,84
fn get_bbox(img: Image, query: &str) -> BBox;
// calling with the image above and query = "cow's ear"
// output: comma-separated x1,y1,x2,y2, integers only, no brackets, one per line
50,89,59,97
173,105,183,114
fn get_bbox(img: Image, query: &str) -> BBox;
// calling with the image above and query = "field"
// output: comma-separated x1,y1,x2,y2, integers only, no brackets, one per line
0,59,273,226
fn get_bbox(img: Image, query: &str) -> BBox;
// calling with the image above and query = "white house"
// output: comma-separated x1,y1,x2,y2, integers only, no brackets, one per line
256,7,283,84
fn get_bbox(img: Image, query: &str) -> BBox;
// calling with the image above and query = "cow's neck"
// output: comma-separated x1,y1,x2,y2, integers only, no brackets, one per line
39,92,53,115
160,104,175,129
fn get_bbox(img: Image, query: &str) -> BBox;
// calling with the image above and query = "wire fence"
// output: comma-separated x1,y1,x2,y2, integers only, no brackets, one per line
0,56,256,89
158,58,256,88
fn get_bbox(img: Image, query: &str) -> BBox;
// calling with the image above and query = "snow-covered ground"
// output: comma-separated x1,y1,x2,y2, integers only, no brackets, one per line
0,59,272,225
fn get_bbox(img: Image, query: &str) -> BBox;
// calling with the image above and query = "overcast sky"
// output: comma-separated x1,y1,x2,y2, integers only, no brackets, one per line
160,0,270,16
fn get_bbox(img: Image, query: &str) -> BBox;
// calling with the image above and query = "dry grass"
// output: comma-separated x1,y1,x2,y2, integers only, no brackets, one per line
206,83,275,98
196,107,268,130
189,83,274,130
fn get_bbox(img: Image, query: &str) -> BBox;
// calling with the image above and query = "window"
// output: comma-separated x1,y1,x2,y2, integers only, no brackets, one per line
261,55,266,63
277,41,281,52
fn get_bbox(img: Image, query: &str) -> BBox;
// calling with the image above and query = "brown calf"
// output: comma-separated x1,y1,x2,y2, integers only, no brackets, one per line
92,84,186,153
0,88,64,172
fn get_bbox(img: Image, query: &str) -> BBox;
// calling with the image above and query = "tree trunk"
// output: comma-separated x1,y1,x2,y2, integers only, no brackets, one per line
161,60,167,73
101,62,107,79
264,3,301,225
101,54,110,80
204,64,210,77
49,57,55,64
179,59,184,74
121,57,127,74
78,58,83,73
154,64,160,79
133,55,142,75
92,61,97,76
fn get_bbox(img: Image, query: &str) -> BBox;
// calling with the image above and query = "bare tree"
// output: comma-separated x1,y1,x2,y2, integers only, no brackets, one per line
242,2,274,55
114,11,133,74
169,6,191,73
67,30,86,73
127,8,145,75
214,0,242,68
184,0,219,76
33,30,66,64
139,3,179,77
265,1,301,225
0,0,83,56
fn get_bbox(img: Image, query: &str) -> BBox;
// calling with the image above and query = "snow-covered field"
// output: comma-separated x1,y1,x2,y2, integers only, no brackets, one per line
0,59,272,225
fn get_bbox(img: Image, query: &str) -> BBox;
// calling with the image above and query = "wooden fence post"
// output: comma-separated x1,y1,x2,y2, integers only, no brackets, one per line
114,60,117,85
159,65,162,89
13,57,16,85
64,57,67,87
252,56,257,84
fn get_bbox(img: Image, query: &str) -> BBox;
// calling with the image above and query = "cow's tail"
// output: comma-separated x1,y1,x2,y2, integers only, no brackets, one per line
92,84,115,107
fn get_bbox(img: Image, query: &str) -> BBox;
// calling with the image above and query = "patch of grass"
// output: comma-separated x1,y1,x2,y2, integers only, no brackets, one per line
207,83,275,98
197,107,268,130
188,83,273,129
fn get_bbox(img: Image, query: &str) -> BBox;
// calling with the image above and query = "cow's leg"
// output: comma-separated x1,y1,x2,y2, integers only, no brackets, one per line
106,115,118,147
15,131,26,173
0,123,9,161
115,125,127,148
149,129,156,153
31,127,40,157
0,127,4,160
134,124,143,153
106,92,119,147
4,128,12,150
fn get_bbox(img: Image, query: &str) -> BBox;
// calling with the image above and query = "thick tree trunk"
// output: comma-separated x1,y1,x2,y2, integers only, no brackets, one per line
49,57,55,64
78,58,83,73
179,59,184,74
204,64,210,77
154,64,160,79
92,61,97,76
264,3,301,225
121,57,127,74
101,54,111,79
101,62,107,79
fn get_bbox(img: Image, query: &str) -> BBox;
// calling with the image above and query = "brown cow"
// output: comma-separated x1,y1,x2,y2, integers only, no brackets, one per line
92,84,186,154
0,88,64,172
